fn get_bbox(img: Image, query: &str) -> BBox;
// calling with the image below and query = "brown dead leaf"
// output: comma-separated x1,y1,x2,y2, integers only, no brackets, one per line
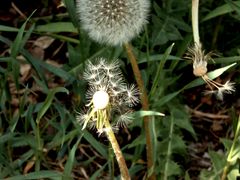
34,36,55,49
211,121,223,131
46,59,62,68
29,46,44,60
20,63,31,80
23,156,36,174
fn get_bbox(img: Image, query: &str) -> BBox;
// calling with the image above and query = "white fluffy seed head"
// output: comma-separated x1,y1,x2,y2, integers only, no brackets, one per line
92,90,109,110
76,0,150,46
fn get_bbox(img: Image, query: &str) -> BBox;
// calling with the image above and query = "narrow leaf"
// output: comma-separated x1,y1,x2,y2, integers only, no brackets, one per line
131,110,165,118
6,170,62,180
202,1,240,21
36,87,69,124
35,22,78,33
63,138,81,179
83,130,108,159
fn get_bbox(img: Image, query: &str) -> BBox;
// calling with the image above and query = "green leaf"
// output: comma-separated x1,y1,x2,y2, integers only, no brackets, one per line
64,0,79,27
202,1,240,21
138,54,182,64
20,50,47,84
63,138,82,179
157,91,180,107
162,160,182,177
0,25,19,32
37,59,73,81
6,170,62,180
47,129,79,149
10,20,27,58
35,22,78,33
36,87,69,124
228,169,240,180
207,63,237,79
127,133,146,148
12,134,36,148
67,43,82,67
184,171,191,180
0,133,15,144
171,135,187,155
150,43,175,98
225,0,240,16
172,108,196,139
209,150,226,173
220,138,232,150
90,163,108,180
162,115,176,179
83,130,108,159
214,56,240,64
21,24,35,50
11,57,20,90
10,11,35,57
131,110,165,118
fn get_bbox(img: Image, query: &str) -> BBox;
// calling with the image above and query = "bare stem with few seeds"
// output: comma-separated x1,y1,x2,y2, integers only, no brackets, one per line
124,42,155,180
104,119,130,180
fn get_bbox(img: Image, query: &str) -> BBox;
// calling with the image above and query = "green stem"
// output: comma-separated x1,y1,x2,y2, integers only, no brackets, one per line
104,119,130,180
123,42,155,180
163,115,174,180
35,122,41,171
192,0,200,46
221,115,240,180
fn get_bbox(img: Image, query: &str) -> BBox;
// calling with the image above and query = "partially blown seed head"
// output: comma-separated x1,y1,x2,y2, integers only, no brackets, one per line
186,43,210,77
186,43,235,100
76,0,150,46
77,58,140,133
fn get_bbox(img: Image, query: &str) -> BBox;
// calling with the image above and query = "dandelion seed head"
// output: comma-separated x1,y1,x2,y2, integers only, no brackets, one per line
186,43,212,77
76,0,150,46
78,58,140,133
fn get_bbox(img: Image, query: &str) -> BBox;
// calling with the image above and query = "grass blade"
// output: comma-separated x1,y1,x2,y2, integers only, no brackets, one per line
36,87,69,124
63,138,82,179
202,1,240,21
6,170,62,180
35,22,78,33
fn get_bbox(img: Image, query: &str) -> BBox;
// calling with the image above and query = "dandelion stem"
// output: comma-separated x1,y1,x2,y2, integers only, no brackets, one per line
104,119,130,180
221,115,240,180
192,0,200,46
124,42,155,180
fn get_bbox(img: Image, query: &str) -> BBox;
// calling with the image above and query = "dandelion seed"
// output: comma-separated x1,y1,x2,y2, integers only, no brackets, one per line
76,0,150,46
116,112,133,128
124,84,140,107
204,79,235,100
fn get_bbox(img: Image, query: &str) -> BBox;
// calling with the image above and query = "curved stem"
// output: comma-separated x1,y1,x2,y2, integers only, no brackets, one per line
192,0,200,46
221,115,240,180
123,42,155,180
104,119,130,180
